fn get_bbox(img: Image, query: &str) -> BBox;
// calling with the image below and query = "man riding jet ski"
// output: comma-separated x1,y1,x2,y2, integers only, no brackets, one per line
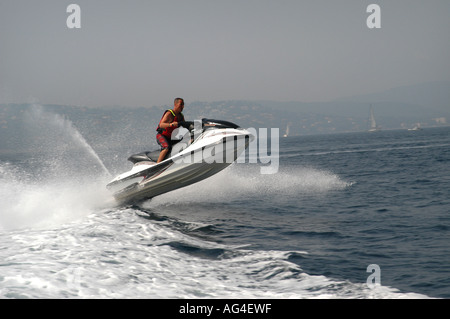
155,97,186,163
106,118,254,204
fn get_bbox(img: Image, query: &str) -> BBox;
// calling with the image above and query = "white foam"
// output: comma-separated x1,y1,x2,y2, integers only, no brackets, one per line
0,170,112,231
0,104,116,231
0,206,430,299
24,105,111,177
147,164,352,207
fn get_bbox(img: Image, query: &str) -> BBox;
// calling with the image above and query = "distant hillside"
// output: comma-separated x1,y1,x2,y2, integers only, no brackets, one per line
336,81,450,113
256,80,450,134
1,82,449,152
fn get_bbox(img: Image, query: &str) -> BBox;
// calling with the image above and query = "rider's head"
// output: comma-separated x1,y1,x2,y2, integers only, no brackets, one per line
174,98,184,113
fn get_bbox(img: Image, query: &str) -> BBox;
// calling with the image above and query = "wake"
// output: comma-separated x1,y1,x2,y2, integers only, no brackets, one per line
146,164,352,206
0,105,114,231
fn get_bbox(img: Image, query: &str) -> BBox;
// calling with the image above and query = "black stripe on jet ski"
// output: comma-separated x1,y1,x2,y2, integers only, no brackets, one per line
142,161,173,182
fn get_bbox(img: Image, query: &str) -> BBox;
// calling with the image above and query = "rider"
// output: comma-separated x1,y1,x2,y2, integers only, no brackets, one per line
156,98,186,163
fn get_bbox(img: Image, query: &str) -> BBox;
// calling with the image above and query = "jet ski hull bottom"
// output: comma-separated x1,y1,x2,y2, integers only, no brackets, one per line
113,162,231,204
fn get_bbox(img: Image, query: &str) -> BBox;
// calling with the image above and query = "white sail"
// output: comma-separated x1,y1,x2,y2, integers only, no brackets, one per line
283,124,290,137
368,105,380,132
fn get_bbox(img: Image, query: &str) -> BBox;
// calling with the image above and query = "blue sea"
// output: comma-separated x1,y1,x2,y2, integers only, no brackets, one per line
1,109,449,299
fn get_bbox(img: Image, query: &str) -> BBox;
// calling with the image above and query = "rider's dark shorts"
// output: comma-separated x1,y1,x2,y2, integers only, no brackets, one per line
156,133,171,150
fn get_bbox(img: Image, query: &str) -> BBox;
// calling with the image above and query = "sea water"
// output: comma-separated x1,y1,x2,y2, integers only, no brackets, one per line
0,113,449,298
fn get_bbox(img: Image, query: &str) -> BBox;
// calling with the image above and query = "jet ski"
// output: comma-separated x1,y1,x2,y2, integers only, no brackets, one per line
106,118,254,204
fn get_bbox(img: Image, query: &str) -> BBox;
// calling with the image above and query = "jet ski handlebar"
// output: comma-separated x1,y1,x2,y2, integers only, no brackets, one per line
178,121,195,130
178,119,240,132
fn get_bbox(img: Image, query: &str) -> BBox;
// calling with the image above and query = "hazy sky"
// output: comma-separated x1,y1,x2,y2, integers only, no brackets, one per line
1,0,450,107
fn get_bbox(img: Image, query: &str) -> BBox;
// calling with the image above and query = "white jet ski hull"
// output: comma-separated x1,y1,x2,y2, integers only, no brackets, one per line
107,119,253,204
112,162,231,203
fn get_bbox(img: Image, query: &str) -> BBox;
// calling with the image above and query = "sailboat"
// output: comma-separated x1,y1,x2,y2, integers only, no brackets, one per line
283,123,290,137
408,123,422,131
368,105,380,132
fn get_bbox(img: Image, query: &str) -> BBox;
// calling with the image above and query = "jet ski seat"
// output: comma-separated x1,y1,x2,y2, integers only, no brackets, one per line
127,151,160,164
127,139,183,164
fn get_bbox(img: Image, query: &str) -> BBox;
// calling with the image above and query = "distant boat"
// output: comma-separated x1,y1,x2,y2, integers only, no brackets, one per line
368,105,381,132
408,123,422,131
283,123,290,137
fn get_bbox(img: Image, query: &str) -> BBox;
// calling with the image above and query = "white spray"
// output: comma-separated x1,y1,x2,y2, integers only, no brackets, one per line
27,104,111,177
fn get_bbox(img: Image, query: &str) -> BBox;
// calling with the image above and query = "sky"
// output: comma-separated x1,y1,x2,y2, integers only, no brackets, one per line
1,0,450,107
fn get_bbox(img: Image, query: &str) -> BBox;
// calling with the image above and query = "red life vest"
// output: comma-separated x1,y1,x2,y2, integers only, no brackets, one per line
156,109,185,138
